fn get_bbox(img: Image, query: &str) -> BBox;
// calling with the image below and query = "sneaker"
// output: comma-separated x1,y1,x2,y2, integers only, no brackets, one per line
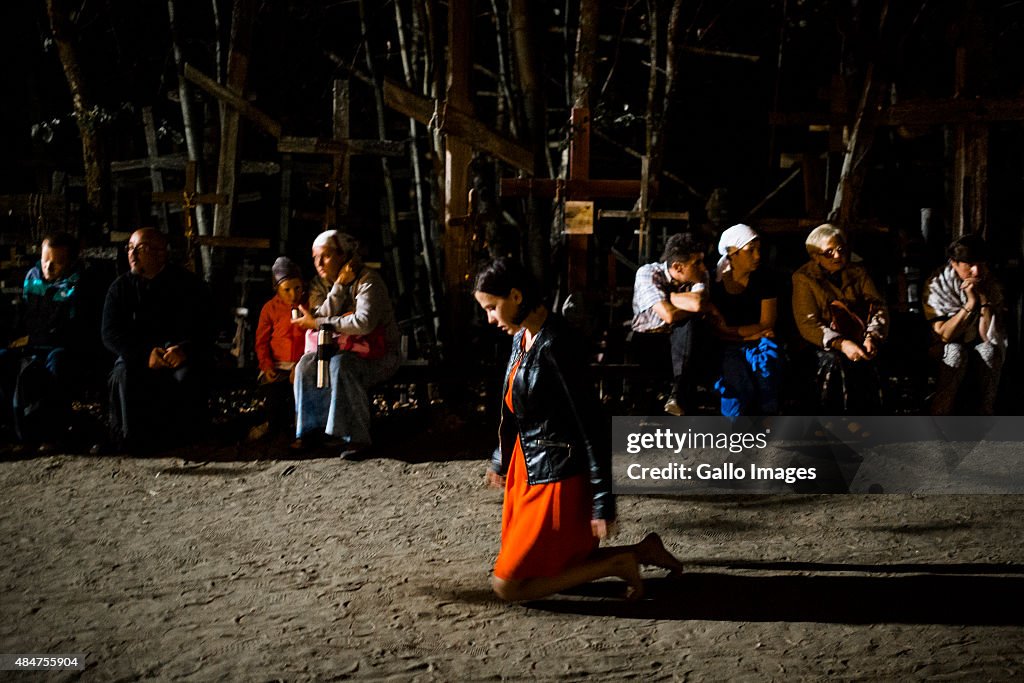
663,397,685,416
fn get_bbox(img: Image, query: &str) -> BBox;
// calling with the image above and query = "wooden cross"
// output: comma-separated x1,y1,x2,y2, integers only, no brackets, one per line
500,108,667,291
151,161,229,271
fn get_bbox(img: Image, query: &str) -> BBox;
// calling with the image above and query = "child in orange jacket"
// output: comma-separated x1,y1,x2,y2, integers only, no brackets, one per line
249,257,306,439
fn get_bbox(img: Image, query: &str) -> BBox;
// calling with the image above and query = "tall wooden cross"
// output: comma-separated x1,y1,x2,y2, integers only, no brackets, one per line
151,161,229,271
500,108,685,290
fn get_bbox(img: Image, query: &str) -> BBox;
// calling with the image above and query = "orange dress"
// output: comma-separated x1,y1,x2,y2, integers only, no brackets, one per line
492,350,598,581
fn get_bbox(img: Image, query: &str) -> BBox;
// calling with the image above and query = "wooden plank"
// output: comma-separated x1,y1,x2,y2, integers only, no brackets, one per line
598,210,689,220
183,63,282,138
348,139,407,156
112,155,279,174
499,178,643,199
195,235,270,249
152,191,229,205
214,0,256,239
567,108,590,290
771,97,1024,128
383,80,535,172
277,136,345,155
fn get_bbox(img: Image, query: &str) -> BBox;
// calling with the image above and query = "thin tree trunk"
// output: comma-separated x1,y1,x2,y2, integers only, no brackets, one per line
649,0,684,183
46,0,110,240
214,0,256,240
509,0,549,280
167,0,213,278
395,0,442,337
489,0,519,139
830,0,891,230
358,0,405,297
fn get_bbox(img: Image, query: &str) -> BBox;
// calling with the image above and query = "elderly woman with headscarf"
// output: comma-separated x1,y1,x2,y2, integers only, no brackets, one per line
791,223,889,413
923,234,1006,415
709,224,780,416
290,230,400,455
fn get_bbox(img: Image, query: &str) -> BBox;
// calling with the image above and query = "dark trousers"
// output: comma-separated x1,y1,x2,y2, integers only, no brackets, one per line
108,358,209,452
814,348,883,414
258,372,296,434
629,316,707,411
0,346,75,443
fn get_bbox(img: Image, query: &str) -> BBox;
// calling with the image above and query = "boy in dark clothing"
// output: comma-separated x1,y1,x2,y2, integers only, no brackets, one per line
1,233,90,448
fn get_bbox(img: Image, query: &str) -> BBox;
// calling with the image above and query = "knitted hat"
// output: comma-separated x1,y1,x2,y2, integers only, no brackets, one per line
272,256,301,286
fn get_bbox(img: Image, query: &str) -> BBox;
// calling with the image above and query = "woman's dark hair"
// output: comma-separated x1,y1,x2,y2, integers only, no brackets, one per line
473,257,544,324
947,234,988,264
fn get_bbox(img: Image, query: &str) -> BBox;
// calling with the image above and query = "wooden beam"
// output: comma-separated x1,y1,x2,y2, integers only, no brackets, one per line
276,136,406,157
771,97,1024,128
112,155,279,174
598,210,689,220
195,235,270,249
500,178,644,200
183,63,282,138
383,80,535,173
213,0,256,239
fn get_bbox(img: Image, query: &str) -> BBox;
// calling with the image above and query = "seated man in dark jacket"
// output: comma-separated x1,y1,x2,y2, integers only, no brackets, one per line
101,228,215,452
1,232,91,447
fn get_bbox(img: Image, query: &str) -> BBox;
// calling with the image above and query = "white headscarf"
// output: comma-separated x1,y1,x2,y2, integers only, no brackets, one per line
716,223,759,281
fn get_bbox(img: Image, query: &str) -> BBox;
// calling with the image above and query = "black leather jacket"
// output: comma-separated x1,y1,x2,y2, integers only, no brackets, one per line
489,313,615,521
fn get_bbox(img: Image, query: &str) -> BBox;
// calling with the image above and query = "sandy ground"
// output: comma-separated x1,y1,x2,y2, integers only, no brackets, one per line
2,427,1023,681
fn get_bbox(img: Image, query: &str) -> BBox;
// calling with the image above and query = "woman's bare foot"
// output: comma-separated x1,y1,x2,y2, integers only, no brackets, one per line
611,552,644,600
635,533,686,573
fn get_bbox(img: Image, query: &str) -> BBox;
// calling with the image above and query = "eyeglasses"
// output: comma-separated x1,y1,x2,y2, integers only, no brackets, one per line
126,243,165,254
819,245,847,259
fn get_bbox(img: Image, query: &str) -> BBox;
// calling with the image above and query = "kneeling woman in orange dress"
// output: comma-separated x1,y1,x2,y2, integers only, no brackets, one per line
473,258,685,602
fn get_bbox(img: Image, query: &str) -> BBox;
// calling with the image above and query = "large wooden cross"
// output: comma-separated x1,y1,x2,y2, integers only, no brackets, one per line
500,108,676,291
151,161,231,271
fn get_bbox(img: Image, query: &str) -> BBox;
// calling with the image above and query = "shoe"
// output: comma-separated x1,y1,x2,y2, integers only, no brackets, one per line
663,397,685,416
339,442,371,459
247,422,270,441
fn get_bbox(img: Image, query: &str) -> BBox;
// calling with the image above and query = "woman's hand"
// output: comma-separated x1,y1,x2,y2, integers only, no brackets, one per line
591,519,617,540
290,304,318,330
485,469,505,489
862,334,880,359
839,338,869,362
336,261,357,286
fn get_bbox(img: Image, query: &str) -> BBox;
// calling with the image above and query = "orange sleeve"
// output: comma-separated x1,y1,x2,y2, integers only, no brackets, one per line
254,301,275,373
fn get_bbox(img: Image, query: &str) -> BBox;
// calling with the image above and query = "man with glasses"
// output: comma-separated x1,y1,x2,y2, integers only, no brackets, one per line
101,228,214,452
792,223,889,413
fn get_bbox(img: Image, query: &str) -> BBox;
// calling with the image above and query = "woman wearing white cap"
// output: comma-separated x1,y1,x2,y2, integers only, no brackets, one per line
710,224,780,416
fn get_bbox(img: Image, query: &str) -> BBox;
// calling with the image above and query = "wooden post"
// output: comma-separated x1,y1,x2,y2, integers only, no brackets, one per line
567,108,590,292
213,0,256,240
444,0,475,307
330,79,352,225
142,107,170,234
152,161,229,272
951,1,990,239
